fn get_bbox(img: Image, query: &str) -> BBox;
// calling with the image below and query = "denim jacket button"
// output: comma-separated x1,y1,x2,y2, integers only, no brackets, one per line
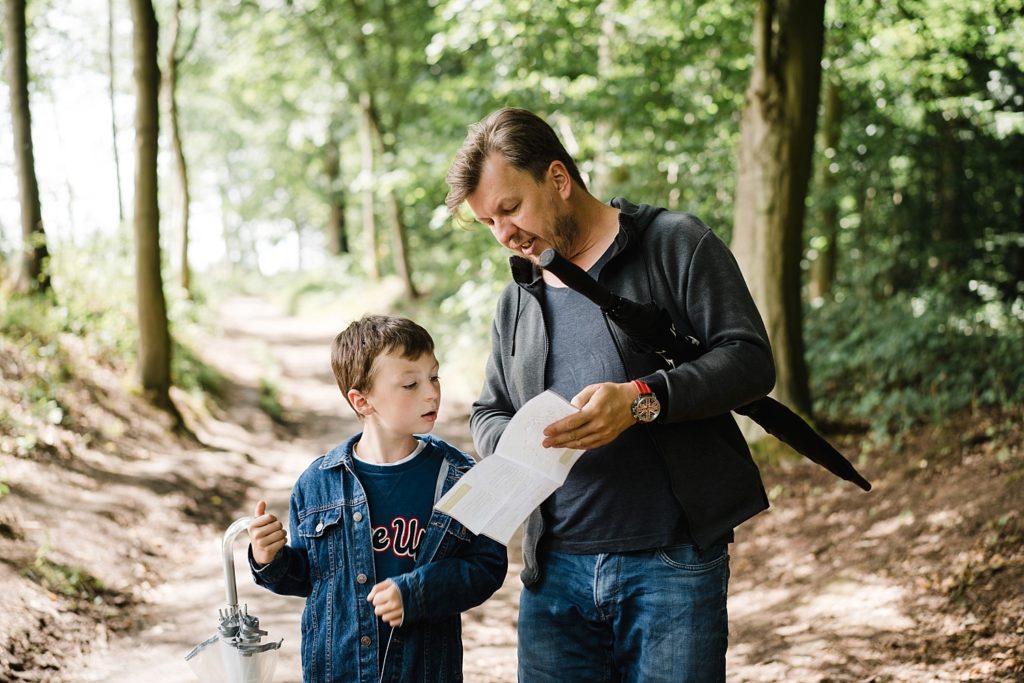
360,636,371,647
353,511,363,522
356,573,368,584
315,521,324,533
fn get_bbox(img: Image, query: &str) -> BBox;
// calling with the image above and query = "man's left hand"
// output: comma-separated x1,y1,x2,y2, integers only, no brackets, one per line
542,382,638,450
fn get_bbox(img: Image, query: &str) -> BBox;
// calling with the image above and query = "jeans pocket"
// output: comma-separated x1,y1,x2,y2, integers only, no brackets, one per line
655,542,729,572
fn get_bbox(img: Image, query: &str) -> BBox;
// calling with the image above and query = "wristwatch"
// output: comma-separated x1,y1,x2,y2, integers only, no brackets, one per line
630,379,661,423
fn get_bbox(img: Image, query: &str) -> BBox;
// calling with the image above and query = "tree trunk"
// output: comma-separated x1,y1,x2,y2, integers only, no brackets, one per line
129,0,173,410
590,0,617,200
384,189,418,299
108,0,125,223
730,0,825,416
362,96,417,298
358,94,380,279
5,0,51,295
163,0,192,297
809,75,842,301
325,122,348,255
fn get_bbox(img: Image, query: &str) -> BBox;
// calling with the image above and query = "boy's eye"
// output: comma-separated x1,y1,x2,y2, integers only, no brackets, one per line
430,375,440,383
403,382,417,390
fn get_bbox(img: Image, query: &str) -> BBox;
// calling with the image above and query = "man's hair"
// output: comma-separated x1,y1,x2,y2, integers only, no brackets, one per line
330,315,435,414
445,107,586,218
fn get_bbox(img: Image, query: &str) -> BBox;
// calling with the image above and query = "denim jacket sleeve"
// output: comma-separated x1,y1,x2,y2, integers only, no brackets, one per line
248,490,313,598
389,532,507,625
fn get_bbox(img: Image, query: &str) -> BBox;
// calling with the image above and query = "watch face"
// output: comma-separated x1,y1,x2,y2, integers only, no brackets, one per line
633,396,660,423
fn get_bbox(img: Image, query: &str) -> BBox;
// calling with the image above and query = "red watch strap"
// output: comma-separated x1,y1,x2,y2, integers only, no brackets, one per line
632,379,652,396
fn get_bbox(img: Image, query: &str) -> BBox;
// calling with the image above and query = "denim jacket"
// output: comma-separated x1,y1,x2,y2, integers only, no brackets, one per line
249,433,508,683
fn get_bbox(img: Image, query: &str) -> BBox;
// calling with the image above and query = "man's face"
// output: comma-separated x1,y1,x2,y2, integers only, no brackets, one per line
465,154,580,262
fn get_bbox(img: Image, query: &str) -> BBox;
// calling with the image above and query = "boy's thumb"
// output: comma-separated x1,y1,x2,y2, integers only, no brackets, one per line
254,500,266,517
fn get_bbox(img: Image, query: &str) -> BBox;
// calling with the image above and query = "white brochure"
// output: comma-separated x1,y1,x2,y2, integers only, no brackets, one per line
434,390,585,545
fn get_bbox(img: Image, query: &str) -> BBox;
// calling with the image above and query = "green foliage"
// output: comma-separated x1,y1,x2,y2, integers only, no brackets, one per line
22,546,106,600
258,376,285,423
806,283,1024,436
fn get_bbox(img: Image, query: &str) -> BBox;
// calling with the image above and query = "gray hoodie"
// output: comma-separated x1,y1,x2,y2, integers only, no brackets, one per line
471,197,775,585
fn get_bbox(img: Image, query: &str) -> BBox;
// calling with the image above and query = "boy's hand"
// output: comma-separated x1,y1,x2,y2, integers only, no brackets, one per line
248,500,287,566
367,580,404,627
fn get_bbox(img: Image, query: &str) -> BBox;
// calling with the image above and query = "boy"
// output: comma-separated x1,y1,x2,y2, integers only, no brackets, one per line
247,315,508,683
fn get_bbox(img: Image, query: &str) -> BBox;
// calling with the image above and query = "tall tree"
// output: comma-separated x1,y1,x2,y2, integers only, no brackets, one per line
324,118,349,255
5,0,52,295
809,75,842,301
730,0,826,415
163,0,199,297
108,0,126,223
129,0,174,409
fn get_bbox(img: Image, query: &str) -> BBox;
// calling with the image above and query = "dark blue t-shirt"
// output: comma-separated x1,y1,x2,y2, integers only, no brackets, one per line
352,440,442,580
542,245,690,553
351,439,443,665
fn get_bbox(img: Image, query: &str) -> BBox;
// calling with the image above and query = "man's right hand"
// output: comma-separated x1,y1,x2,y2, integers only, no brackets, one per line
248,500,287,566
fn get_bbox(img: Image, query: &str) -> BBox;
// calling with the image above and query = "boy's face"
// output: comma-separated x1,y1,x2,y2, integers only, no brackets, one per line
359,351,441,437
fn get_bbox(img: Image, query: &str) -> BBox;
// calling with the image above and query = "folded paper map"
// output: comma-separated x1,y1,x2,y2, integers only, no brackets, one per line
434,390,584,545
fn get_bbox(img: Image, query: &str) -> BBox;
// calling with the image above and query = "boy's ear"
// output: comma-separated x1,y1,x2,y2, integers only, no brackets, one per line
347,388,374,417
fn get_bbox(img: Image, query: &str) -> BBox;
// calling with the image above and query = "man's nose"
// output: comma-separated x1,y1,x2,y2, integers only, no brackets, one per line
491,217,517,247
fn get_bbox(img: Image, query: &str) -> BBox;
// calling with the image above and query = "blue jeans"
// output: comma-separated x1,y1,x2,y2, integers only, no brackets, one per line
518,543,730,683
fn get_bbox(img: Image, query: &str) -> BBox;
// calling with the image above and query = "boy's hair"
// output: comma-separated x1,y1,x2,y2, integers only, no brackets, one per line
331,315,435,414
444,107,586,220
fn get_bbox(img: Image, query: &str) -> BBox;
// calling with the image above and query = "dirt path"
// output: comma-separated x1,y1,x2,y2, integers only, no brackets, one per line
63,297,1021,683
68,297,518,683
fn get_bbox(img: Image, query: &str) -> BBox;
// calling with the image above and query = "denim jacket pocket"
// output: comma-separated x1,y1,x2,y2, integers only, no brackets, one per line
297,506,344,580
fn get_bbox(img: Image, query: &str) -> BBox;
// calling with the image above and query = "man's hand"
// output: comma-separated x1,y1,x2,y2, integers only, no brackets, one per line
248,500,288,566
542,381,638,450
368,579,405,627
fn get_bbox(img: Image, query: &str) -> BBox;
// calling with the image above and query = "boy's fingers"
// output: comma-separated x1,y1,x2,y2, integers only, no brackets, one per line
254,500,266,517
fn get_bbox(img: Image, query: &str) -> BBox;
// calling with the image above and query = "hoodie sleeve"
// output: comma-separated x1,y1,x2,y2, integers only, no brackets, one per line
469,314,516,458
641,226,776,422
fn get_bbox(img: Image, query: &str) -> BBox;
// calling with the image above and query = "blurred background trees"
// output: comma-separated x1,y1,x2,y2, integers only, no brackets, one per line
1,0,1021,438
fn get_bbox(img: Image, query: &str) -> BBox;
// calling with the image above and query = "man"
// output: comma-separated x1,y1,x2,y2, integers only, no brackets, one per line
445,107,775,683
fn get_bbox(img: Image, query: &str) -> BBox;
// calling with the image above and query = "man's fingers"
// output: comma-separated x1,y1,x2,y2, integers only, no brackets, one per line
570,384,599,409
543,413,584,438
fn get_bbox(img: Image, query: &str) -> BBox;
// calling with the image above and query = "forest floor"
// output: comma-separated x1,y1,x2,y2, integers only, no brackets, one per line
0,295,1021,682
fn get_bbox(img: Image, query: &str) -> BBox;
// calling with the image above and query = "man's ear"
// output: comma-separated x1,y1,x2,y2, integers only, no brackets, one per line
347,388,374,417
547,160,573,199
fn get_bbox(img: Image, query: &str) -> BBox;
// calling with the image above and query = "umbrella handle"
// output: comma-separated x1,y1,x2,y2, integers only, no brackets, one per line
222,516,255,612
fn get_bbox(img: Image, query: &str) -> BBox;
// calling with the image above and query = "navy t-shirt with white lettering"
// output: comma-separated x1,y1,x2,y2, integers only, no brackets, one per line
351,440,442,582
352,439,443,664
